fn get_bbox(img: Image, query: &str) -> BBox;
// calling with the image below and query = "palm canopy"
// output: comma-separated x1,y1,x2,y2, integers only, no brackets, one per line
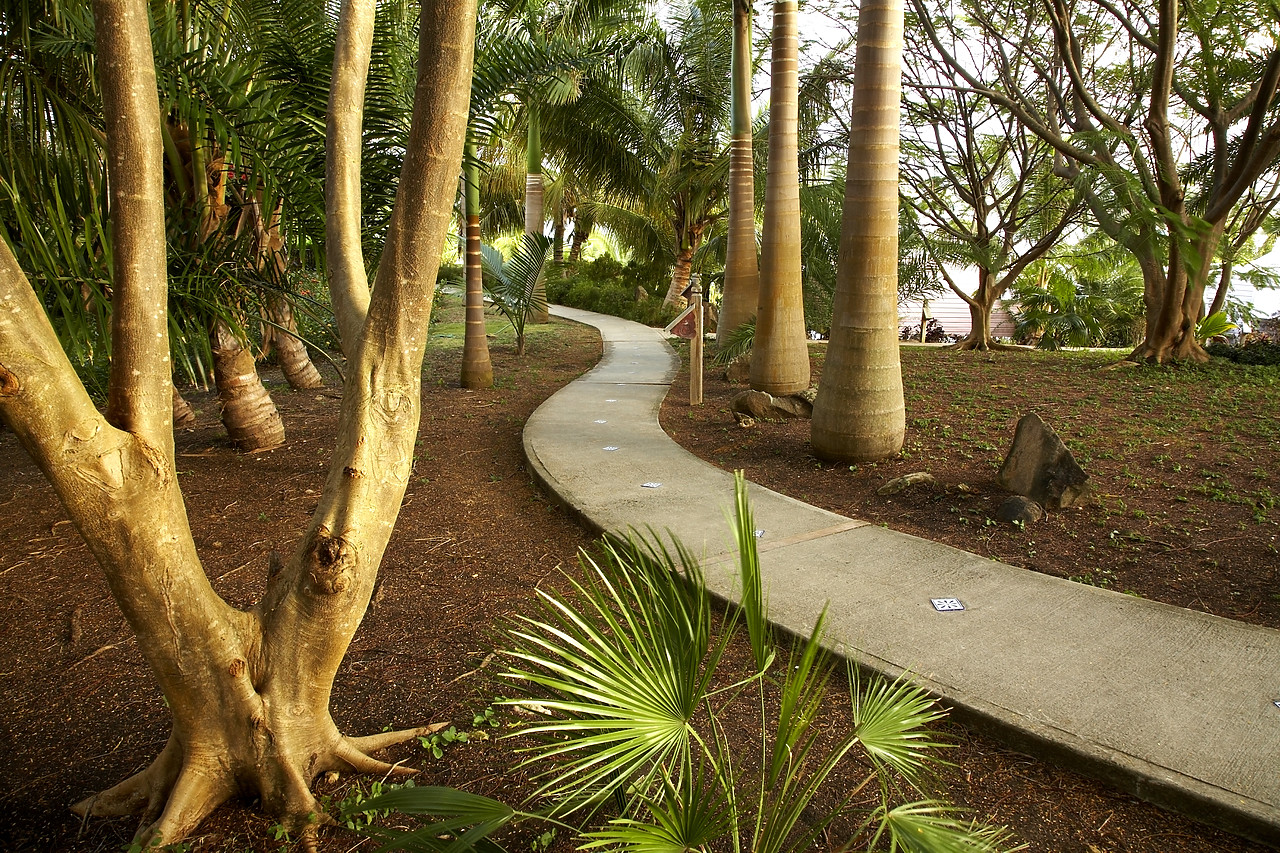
543,0,734,300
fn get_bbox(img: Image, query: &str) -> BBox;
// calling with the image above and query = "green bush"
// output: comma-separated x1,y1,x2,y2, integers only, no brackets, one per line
548,257,681,327
1207,338,1280,365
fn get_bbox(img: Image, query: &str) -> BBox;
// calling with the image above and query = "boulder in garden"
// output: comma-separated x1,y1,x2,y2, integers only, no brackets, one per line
997,413,1089,509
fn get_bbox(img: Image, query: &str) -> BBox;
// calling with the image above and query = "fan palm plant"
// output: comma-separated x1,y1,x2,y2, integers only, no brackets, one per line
350,474,1018,852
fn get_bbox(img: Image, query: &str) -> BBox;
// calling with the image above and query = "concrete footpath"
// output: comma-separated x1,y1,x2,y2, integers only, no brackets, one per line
523,306,1280,847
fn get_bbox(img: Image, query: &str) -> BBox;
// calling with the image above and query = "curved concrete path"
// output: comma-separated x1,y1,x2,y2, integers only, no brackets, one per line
523,306,1280,846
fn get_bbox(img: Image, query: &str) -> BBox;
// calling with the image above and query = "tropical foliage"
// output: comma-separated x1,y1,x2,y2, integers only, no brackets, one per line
353,474,1018,852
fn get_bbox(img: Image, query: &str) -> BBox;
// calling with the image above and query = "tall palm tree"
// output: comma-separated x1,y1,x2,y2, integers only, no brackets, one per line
811,0,906,462
749,0,810,395
461,141,494,388
716,0,760,341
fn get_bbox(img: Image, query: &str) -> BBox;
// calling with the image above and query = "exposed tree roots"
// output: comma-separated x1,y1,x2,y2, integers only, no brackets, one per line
71,722,450,849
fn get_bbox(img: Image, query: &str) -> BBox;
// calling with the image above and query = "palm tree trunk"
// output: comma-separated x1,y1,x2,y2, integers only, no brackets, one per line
172,385,197,428
718,0,760,342
264,294,324,389
525,102,550,324
666,242,696,308
749,1,810,395
461,144,493,389
211,318,285,451
811,0,906,462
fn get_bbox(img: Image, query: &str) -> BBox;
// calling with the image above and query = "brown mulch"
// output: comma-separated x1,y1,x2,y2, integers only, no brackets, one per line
0,323,1269,852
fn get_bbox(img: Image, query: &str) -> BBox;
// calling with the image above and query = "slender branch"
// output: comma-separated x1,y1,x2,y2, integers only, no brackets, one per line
95,0,171,448
325,0,377,354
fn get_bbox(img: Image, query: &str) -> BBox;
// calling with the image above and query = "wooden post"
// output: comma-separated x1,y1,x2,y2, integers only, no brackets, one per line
690,273,704,405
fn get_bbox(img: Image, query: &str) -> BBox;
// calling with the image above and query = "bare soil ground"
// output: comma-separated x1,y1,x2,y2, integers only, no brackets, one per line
0,320,1271,852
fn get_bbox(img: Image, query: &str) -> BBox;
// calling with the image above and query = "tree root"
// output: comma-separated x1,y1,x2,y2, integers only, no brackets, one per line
337,723,449,777
70,722,446,848
348,722,448,754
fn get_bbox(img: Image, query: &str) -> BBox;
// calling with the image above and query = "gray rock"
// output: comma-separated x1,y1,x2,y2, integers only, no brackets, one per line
729,389,812,421
997,412,1089,509
997,495,1045,525
877,472,939,495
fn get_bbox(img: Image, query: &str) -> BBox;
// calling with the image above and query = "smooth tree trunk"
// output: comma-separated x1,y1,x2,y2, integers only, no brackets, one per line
0,0,478,847
749,1,810,395
461,142,493,389
325,0,376,355
525,103,550,324
811,0,906,463
717,0,760,342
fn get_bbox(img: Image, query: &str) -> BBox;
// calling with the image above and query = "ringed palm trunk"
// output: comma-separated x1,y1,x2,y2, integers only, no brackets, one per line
212,318,286,451
0,1,479,847
263,293,324,389
811,0,906,463
245,198,323,390
749,1,810,395
461,142,493,389
717,0,759,342
525,102,549,324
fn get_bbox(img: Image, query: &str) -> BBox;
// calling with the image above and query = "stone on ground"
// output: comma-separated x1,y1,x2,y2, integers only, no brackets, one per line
997,412,1089,509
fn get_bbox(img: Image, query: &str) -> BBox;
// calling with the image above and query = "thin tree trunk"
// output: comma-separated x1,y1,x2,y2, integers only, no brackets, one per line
172,385,197,428
1208,258,1233,317
265,294,324,389
718,0,759,342
811,0,905,463
525,103,549,324
665,242,696,308
325,0,376,354
461,143,493,389
750,1,811,395
211,318,286,451
569,218,592,263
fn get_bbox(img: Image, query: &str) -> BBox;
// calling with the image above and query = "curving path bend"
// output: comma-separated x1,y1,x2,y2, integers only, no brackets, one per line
523,305,1280,846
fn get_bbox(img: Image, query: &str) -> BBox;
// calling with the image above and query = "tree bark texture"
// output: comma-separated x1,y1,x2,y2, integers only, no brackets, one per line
325,0,376,354
242,197,324,390
171,386,198,428
811,0,906,463
750,1,811,395
211,318,286,451
717,0,759,342
525,104,549,324
0,0,479,846
263,294,325,389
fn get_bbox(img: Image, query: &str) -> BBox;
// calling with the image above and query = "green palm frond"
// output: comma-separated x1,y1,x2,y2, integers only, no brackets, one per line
500,530,718,812
851,667,950,785
351,785,517,853
581,760,732,853
870,801,1022,852
481,232,552,354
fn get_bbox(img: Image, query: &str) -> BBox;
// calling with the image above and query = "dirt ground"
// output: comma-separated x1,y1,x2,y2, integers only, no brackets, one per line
0,321,1270,852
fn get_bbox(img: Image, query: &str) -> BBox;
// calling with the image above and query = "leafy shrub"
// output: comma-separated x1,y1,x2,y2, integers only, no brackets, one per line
349,477,1016,852
548,257,681,327
900,319,950,343
1207,337,1280,365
